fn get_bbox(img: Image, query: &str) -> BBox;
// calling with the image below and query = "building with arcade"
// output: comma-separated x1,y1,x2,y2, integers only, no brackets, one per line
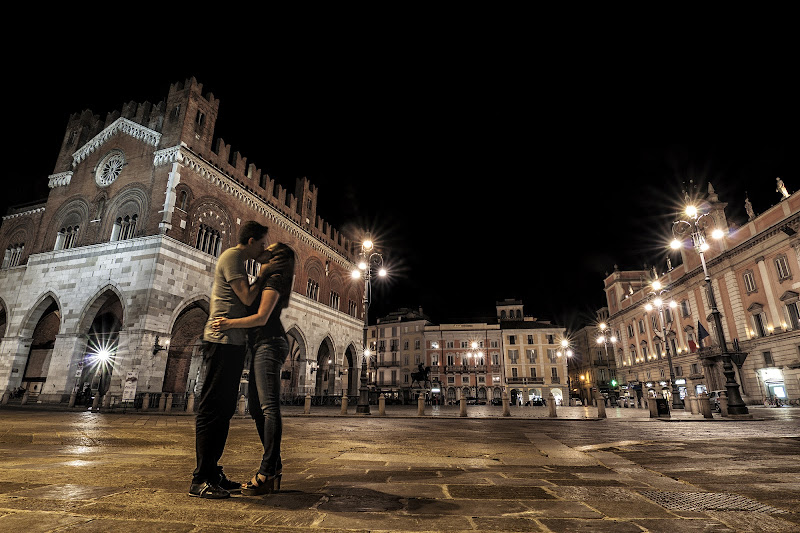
0,78,365,407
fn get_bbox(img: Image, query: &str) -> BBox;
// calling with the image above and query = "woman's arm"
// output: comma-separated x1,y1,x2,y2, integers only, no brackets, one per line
211,289,280,331
229,268,270,307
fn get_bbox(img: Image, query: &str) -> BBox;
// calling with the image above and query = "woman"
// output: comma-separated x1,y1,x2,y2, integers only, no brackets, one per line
211,242,295,496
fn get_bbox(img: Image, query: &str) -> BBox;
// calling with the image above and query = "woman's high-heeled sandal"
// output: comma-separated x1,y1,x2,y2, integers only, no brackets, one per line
241,473,274,496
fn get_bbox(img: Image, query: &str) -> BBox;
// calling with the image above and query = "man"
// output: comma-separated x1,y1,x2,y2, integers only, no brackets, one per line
190,221,272,499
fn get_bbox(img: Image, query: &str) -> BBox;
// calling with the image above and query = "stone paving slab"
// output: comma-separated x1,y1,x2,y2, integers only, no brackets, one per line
0,407,798,532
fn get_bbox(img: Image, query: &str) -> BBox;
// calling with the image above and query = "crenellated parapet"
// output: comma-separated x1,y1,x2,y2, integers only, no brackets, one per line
172,145,355,266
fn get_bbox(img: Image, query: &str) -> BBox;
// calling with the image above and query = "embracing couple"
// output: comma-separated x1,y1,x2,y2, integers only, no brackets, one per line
189,221,295,499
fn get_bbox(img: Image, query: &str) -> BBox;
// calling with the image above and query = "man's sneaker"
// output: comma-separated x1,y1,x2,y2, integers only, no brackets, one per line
189,481,230,499
217,470,241,493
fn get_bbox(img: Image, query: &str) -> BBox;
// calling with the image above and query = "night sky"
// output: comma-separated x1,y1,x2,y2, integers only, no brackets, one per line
4,40,797,331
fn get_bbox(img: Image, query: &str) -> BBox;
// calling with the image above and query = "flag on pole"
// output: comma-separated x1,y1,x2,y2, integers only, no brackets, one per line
697,321,710,347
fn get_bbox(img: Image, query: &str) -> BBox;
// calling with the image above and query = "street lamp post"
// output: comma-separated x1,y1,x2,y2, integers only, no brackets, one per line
644,280,684,410
351,236,387,415
556,338,573,405
672,204,749,415
464,341,483,403
596,322,618,403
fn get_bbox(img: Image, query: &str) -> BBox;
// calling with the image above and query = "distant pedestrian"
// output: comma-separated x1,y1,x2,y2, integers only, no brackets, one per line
190,221,271,499
212,242,295,496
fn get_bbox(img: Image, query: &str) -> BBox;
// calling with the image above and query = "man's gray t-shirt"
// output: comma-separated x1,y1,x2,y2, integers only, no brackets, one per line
203,247,249,345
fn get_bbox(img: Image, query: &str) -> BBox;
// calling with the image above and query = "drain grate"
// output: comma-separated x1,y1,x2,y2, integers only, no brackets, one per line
638,491,787,514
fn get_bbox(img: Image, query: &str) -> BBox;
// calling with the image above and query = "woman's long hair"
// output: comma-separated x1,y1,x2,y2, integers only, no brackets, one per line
263,242,296,309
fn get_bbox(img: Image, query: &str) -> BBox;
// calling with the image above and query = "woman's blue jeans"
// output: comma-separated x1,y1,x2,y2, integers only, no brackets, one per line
248,336,289,477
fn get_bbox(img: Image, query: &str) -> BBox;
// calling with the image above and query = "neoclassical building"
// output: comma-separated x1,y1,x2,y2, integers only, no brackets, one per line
0,78,366,407
418,300,568,405
603,183,800,405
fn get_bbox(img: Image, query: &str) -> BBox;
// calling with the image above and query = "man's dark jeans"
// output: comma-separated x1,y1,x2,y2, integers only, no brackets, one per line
247,336,289,477
192,342,246,484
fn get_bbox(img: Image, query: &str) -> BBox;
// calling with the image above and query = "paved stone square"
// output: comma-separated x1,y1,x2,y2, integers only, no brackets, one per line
0,405,798,532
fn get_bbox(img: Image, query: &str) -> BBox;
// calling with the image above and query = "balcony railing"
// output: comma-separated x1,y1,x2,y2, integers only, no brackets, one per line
550,377,561,384
506,377,544,385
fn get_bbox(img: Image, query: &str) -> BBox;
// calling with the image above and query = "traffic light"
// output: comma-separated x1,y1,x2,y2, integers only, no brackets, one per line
610,379,618,387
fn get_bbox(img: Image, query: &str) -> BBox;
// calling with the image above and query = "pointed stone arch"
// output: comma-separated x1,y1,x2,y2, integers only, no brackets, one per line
343,342,360,397
314,335,337,396
0,296,7,338
75,284,126,333
163,297,209,394
17,294,62,397
74,287,125,397
284,325,308,400
19,291,63,340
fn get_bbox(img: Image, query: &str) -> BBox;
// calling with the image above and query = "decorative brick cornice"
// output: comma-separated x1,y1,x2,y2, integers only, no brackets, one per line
2,206,45,221
172,145,354,270
153,145,183,167
47,171,73,189
72,118,161,167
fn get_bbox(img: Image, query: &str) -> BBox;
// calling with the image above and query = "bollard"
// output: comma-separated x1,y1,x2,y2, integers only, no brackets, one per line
141,393,149,412
698,392,713,419
304,393,311,415
158,393,167,412
648,397,659,418
186,393,195,413
548,393,557,417
595,392,607,419
719,391,728,417
459,397,467,417
92,393,100,411
417,394,425,416
341,395,348,415
69,391,77,408
502,390,511,417
1,391,8,405
237,394,246,415
165,392,173,413
21,389,29,405
103,394,111,409
689,393,699,415
379,394,386,416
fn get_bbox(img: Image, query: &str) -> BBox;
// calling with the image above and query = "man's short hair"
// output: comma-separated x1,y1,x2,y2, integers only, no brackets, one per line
238,221,269,245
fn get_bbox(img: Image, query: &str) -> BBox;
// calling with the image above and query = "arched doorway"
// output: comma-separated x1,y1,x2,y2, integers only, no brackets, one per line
314,337,336,397
283,328,306,402
0,299,7,338
550,388,564,405
79,296,123,399
21,300,60,398
344,344,358,397
164,301,208,395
